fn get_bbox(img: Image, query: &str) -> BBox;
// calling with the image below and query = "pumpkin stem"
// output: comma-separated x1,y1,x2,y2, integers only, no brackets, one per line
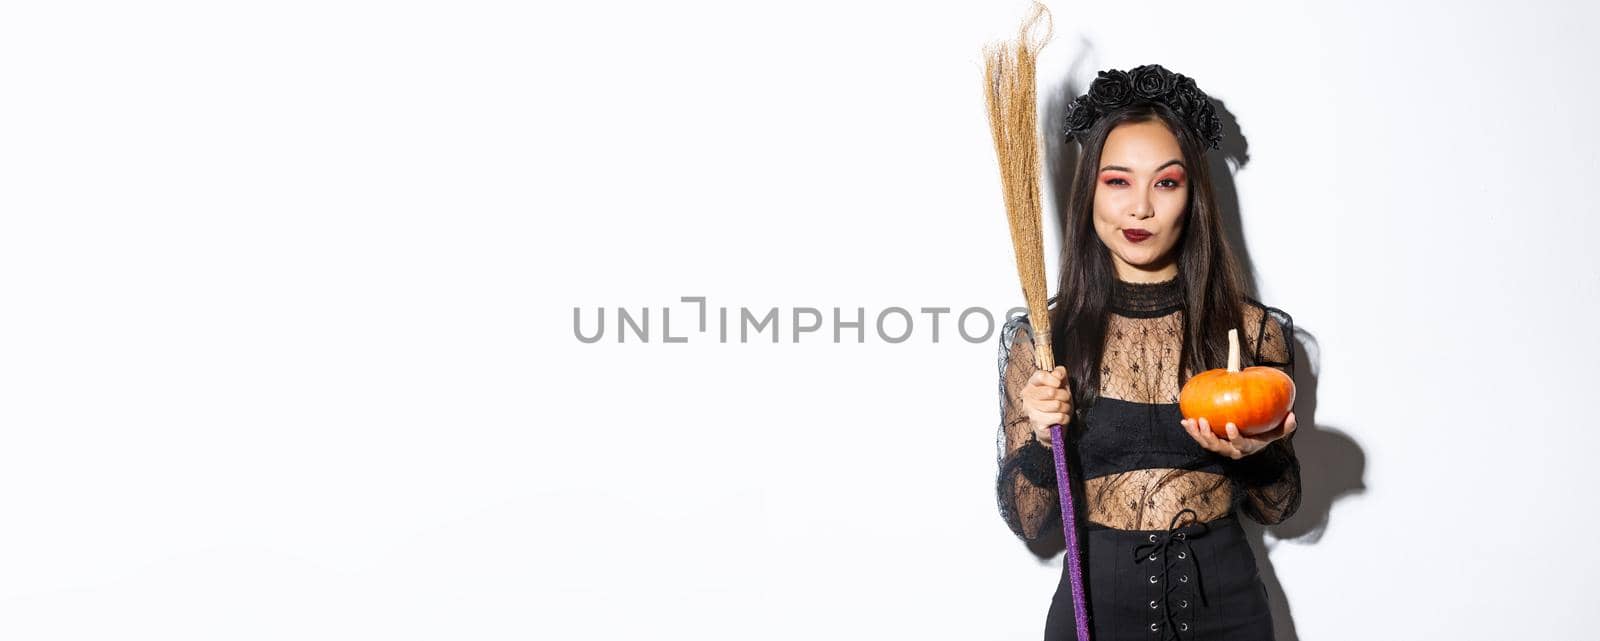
1227,328,1240,372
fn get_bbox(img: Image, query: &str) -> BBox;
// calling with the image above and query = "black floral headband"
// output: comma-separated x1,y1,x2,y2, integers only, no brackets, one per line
1063,64,1222,150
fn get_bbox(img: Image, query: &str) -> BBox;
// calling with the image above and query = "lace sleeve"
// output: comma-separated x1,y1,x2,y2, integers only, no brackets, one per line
1224,302,1302,525
995,313,1061,541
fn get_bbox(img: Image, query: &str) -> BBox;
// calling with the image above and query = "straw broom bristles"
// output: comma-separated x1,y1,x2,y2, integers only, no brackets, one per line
983,1,1055,371
984,14,1092,640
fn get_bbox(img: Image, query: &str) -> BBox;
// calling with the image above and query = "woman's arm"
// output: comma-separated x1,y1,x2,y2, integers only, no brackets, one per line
995,314,1061,541
1224,303,1302,525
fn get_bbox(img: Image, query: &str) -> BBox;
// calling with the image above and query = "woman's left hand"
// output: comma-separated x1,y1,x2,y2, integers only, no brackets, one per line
1181,411,1297,460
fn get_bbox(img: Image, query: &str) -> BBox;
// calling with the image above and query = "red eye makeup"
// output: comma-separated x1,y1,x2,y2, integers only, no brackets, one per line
1099,168,1132,186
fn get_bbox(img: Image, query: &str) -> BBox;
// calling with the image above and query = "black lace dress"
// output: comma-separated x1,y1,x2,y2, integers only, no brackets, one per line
994,275,1299,641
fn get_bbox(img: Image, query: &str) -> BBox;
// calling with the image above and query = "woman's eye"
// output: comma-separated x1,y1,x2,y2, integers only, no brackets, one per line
1157,178,1182,189
1104,177,1128,186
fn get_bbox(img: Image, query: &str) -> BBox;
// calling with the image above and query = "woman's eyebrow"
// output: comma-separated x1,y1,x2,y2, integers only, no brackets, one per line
1098,159,1186,173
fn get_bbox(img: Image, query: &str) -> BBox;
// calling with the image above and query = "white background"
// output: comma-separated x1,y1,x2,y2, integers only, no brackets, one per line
2,1,1596,639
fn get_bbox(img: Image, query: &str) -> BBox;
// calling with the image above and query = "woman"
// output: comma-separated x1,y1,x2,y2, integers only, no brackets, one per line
994,64,1301,641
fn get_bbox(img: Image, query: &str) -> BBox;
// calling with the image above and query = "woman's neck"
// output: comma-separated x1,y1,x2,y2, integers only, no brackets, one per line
1112,261,1179,284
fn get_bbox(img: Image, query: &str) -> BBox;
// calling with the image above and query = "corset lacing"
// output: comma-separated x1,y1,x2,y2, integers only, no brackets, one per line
1131,508,1211,639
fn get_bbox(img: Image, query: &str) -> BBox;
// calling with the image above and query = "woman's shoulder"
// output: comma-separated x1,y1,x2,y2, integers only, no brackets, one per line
1003,296,1062,332
1240,295,1292,330
1000,309,1037,353
1239,295,1294,369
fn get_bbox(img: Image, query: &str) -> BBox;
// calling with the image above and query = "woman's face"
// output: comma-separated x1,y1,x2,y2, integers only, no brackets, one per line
1091,119,1190,281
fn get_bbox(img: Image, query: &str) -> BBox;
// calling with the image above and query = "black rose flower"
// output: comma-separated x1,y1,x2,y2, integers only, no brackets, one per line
1063,97,1098,137
1128,64,1175,99
1087,69,1133,109
1168,86,1200,117
1200,111,1222,148
1193,100,1221,148
1172,73,1199,96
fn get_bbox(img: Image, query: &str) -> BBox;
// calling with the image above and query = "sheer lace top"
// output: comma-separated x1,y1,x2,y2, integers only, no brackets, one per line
994,276,1301,540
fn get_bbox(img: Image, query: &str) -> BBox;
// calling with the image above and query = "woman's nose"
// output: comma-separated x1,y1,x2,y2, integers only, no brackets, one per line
1130,196,1154,218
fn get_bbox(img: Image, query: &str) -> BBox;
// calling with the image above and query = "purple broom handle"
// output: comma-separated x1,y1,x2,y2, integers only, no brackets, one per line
1050,423,1091,641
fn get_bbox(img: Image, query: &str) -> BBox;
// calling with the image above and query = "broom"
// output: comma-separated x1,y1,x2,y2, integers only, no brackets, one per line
983,4,1090,641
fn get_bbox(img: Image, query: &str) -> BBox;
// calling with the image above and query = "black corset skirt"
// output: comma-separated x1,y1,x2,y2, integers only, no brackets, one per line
1044,509,1276,641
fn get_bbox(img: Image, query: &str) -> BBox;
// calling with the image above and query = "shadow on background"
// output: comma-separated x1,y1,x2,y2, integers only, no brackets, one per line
1013,49,1368,641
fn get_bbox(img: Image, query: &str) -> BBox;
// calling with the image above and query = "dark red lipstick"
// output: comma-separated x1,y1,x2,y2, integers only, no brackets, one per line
1123,229,1152,243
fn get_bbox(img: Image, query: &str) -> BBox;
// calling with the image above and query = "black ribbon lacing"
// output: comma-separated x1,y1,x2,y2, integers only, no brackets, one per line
1132,508,1211,640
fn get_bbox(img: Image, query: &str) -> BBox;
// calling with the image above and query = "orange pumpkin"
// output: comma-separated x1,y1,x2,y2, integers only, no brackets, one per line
1178,328,1295,437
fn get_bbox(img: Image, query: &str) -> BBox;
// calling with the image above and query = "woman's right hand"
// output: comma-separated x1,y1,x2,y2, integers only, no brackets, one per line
1022,366,1073,448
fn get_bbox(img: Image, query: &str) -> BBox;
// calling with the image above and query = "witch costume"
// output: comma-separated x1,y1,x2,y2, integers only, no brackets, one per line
995,275,1299,641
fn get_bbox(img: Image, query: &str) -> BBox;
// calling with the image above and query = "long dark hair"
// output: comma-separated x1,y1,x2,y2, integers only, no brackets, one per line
1048,101,1251,410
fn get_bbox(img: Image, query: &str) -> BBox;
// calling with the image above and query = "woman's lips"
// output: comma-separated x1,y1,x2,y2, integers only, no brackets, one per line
1123,229,1152,243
